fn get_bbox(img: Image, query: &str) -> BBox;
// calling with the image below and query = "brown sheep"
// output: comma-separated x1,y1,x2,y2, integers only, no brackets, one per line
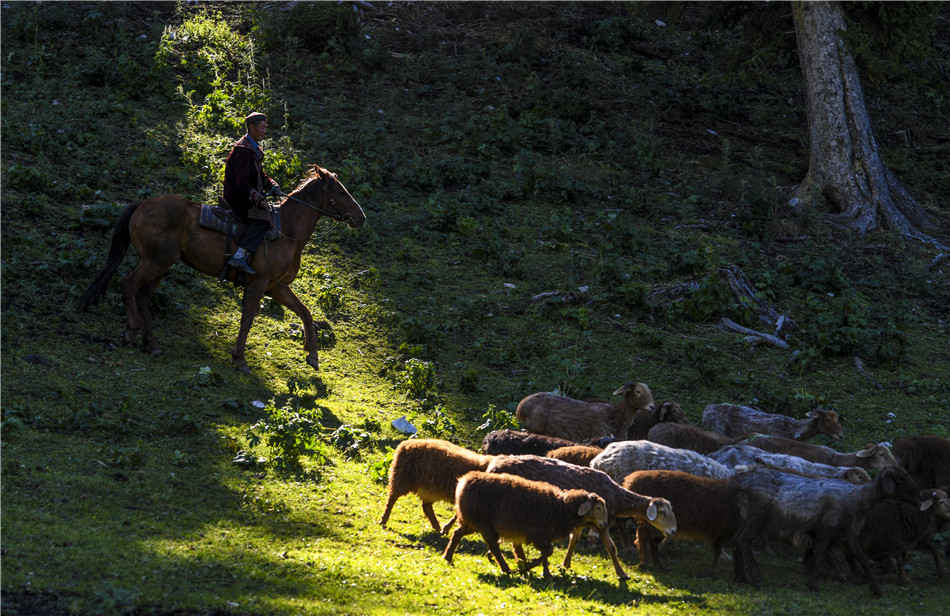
379,439,492,534
744,436,897,471
546,445,605,467
627,401,689,440
442,471,609,580
647,422,745,455
515,382,655,443
623,470,741,575
480,429,612,456
485,454,676,580
892,435,950,490
702,404,843,441
859,488,950,584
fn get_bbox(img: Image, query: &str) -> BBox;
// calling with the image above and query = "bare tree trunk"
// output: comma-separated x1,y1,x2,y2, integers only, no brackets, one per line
791,0,943,247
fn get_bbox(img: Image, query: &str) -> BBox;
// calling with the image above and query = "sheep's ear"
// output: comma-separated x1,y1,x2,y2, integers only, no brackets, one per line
807,409,820,419
577,501,592,516
647,501,658,521
920,494,934,512
881,472,896,495
856,446,875,458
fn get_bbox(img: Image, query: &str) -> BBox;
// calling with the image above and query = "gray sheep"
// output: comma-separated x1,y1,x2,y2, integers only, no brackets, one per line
744,436,897,471
729,465,922,596
709,444,871,484
702,404,843,441
515,382,655,443
442,471,609,580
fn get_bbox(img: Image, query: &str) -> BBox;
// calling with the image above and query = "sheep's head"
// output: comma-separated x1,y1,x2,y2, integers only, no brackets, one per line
655,401,688,424
919,489,950,518
856,444,899,470
577,494,609,530
809,408,844,440
878,466,922,506
613,382,655,413
643,497,677,539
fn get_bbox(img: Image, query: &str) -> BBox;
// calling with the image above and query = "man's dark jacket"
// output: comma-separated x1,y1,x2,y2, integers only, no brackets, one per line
223,135,277,223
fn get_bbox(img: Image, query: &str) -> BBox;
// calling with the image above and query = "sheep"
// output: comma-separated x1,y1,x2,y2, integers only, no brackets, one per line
709,444,871,484
480,428,613,456
442,471,609,580
647,422,745,455
702,404,843,441
546,445,605,467
591,440,733,482
379,438,492,534
892,435,950,490
627,400,689,440
515,382,655,443
859,488,950,584
744,435,898,471
484,454,676,580
622,469,741,575
728,465,922,596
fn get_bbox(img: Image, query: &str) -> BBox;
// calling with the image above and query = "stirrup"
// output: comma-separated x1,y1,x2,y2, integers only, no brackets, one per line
228,254,255,275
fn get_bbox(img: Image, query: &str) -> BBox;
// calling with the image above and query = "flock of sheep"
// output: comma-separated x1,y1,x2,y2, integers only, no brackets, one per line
377,381,950,596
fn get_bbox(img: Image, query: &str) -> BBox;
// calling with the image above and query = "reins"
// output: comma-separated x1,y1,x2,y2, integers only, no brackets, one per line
270,174,353,242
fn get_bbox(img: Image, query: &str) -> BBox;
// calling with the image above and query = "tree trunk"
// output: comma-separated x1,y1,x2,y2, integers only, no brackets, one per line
791,0,942,246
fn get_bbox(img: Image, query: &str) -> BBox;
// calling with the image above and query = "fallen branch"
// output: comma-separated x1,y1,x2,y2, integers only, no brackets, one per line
721,318,789,349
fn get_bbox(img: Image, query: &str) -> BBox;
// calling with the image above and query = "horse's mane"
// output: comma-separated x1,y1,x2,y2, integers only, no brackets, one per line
291,165,333,198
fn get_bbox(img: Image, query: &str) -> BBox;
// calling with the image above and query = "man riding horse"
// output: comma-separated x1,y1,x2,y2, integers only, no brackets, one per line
222,111,281,275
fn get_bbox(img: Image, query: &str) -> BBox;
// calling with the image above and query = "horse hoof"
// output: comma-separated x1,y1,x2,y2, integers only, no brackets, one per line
306,354,319,371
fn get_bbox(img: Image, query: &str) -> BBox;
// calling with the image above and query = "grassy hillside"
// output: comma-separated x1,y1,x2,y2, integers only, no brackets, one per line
2,2,949,615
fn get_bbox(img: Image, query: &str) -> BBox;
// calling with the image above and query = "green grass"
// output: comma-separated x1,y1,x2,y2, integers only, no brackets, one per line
3,2,950,614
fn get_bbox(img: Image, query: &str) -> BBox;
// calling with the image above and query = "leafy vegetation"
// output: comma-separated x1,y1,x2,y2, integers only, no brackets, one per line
3,2,949,615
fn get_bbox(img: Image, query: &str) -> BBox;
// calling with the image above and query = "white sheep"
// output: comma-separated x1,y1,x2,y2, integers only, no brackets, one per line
591,440,733,482
442,471,609,580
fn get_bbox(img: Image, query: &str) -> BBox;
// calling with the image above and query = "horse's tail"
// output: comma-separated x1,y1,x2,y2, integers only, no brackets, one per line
75,201,141,313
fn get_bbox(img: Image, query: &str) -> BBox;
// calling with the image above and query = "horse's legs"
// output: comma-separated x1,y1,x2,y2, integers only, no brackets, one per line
232,279,269,374
137,276,166,355
266,283,320,371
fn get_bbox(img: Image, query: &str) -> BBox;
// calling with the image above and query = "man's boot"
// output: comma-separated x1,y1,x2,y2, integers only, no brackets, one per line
228,247,256,275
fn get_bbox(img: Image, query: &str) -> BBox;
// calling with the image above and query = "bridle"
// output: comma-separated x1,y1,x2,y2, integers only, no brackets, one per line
277,173,355,225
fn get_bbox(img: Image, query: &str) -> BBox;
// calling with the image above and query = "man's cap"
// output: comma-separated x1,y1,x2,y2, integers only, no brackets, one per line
245,112,266,125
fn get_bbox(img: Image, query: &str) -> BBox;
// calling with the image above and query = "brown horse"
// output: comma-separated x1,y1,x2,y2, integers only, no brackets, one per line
77,165,365,374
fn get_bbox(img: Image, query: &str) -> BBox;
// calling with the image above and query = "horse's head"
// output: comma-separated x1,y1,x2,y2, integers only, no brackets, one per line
299,167,365,228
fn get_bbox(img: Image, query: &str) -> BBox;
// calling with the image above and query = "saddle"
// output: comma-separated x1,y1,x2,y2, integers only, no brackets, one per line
199,200,281,282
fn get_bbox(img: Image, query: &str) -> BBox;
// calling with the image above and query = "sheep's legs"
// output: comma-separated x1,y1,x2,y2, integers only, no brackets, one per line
839,537,882,597
440,513,457,535
443,525,468,565
421,501,442,532
481,531,511,575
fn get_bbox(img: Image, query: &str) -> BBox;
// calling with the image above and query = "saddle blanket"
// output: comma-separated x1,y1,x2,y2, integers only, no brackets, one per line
198,203,281,241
